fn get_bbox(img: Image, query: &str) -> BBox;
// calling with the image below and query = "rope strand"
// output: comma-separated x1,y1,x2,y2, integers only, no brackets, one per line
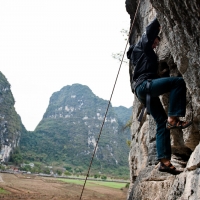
79,1,141,199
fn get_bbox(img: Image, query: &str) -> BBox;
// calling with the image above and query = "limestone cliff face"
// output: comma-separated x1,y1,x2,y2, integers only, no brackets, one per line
0,72,25,162
126,0,200,199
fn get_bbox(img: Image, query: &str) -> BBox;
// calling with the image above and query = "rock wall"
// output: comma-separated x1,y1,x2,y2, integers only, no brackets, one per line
0,72,25,162
126,0,200,199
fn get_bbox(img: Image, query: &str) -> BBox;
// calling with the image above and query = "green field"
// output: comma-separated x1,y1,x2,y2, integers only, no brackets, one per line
58,178,127,189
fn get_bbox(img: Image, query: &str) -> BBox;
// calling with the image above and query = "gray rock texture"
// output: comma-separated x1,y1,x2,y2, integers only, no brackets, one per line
126,0,200,199
0,72,26,162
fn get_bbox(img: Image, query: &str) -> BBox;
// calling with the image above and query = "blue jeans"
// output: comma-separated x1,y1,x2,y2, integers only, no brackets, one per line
135,77,186,160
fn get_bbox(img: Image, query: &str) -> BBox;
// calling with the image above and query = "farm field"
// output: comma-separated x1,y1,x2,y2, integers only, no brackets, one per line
0,173,128,200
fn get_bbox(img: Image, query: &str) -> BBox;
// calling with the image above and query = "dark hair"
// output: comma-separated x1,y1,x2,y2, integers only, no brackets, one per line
156,36,161,41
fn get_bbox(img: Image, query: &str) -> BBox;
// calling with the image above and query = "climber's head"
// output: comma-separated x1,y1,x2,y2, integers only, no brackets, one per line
152,36,160,49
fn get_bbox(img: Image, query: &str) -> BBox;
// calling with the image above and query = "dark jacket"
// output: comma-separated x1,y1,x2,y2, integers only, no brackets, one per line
128,18,160,91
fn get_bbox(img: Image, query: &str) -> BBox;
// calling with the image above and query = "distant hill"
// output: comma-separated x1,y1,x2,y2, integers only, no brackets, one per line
20,84,132,176
114,106,133,124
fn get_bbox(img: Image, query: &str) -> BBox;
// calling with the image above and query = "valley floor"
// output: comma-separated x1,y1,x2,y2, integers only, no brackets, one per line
0,173,127,200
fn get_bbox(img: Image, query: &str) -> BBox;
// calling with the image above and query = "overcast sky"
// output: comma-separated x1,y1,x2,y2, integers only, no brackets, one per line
0,0,134,131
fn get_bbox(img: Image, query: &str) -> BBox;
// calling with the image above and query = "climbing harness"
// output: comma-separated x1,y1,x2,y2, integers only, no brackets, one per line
79,0,141,199
138,81,194,123
146,79,152,115
137,79,151,122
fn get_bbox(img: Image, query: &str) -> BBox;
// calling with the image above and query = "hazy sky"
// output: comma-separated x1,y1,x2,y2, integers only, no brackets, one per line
0,0,134,131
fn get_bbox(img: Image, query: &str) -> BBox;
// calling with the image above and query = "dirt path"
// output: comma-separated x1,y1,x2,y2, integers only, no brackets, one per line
0,173,127,200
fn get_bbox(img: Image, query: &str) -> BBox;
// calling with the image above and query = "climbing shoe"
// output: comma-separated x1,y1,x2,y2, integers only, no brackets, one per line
158,162,183,175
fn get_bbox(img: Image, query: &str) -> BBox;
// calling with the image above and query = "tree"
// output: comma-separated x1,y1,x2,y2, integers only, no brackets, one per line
43,168,50,174
64,171,71,176
112,29,129,63
56,169,62,176
101,175,107,180
9,147,23,165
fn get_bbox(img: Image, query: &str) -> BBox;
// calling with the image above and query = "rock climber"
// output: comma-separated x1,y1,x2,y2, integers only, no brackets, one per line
127,17,192,175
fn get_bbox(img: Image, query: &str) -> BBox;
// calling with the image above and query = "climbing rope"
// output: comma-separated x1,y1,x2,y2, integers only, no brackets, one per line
79,0,141,199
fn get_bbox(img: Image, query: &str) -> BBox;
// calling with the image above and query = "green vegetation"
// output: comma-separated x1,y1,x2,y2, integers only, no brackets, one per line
0,73,131,179
64,171,72,176
0,164,6,171
16,162,51,174
114,106,132,125
94,174,100,179
58,178,127,189
56,169,62,176
101,175,107,180
0,82,131,179
126,140,131,148
64,166,73,172
19,84,131,178
122,119,133,132
125,182,130,188
0,188,10,194
9,147,23,165
91,181,126,189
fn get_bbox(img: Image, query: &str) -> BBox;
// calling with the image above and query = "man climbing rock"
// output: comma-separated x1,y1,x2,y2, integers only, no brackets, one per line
127,17,192,175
